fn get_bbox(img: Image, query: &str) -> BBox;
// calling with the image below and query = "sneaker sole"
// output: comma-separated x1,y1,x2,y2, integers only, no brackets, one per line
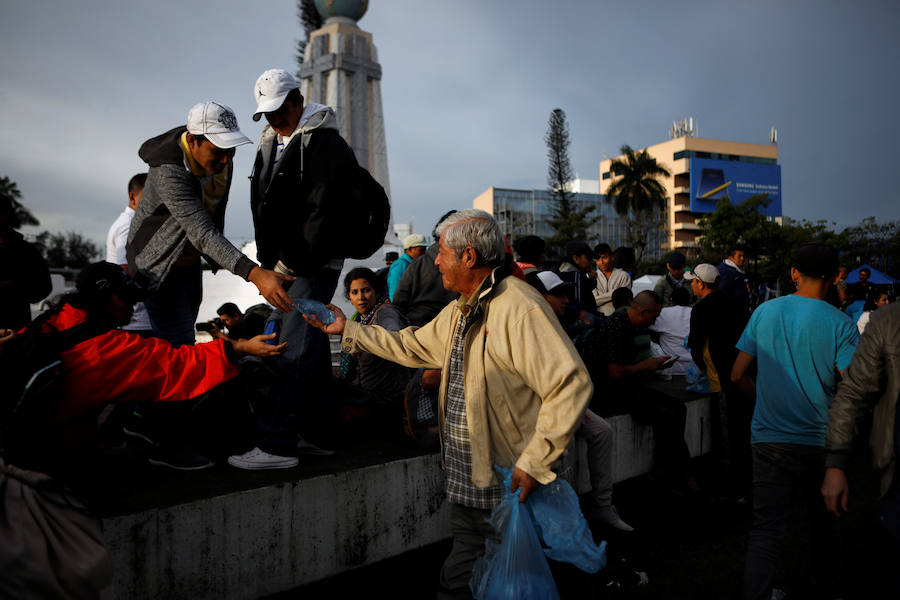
148,458,214,471
122,427,156,445
227,457,298,470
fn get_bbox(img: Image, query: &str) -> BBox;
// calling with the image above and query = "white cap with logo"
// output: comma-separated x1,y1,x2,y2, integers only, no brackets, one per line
253,69,299,122
186,102,251,149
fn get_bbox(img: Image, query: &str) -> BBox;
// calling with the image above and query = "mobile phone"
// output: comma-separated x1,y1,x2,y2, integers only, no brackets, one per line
660,356,677,367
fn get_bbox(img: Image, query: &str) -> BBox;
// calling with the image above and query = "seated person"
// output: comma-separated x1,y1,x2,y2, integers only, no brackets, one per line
648,286,693,376
338,267,413,412
578,290,693,489
214,302,268,341
3,261,287,477
527,270,633,531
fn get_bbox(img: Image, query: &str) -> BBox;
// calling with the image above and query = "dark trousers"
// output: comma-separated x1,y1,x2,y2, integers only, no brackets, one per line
144,264,202,347
136,265,203,445
438,503,497,600
743,443,837,600
279,268,340,363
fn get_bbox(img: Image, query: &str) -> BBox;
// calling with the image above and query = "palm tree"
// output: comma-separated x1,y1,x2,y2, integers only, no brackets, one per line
606,145,670,216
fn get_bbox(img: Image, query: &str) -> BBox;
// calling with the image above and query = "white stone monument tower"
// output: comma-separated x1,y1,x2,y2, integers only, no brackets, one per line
299,1,392,222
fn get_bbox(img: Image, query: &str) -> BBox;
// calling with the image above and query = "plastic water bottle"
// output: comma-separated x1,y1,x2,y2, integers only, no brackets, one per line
294,299,335,325
263,309,281,345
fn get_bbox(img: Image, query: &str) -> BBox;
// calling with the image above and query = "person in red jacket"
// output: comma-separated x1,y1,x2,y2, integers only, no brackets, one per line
7,262,288,473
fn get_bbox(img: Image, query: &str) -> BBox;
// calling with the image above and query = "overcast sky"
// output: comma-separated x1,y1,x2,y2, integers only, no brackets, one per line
2,0,898,249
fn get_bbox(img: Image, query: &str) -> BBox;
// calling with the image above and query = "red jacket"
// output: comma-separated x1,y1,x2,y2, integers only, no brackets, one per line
47,304,239,422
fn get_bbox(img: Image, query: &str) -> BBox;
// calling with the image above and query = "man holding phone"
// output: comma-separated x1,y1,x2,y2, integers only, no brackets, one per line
578,290,694,490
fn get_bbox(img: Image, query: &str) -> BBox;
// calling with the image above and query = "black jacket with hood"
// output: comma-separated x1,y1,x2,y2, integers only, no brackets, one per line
250,103,359,276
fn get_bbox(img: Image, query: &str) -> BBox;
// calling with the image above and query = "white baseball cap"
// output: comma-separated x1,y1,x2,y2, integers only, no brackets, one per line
403,233,427,250
253,69,299,122
685,263,720,285
186,102,251,149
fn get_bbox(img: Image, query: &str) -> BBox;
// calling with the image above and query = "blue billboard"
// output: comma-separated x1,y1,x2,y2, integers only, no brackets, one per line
689,158,781,216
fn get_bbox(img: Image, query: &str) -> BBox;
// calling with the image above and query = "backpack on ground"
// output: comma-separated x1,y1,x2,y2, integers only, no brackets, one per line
0,310,106,471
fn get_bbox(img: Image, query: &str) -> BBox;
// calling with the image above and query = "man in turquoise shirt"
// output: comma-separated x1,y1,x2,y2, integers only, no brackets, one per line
387,233,427,300
732,243,858,600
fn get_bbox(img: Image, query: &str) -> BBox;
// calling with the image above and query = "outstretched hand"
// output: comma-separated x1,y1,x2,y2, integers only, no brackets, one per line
233,333,288,357
249,267,295,313
302,303,347,336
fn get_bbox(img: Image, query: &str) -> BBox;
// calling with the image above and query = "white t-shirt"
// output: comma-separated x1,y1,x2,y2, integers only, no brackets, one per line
105,207,152,331
649,305,693,375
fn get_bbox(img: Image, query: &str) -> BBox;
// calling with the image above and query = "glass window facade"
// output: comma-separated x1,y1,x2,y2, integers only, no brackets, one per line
490,188,664,258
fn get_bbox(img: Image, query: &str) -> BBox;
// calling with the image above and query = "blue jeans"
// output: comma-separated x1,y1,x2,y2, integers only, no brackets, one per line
144,264,202,347
743,443,837,600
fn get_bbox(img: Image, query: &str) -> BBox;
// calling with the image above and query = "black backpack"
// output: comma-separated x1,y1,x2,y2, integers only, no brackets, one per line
0,310,106,470
338,165,391,259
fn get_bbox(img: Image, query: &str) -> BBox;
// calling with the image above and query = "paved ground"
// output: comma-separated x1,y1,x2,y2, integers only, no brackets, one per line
272,446,894,599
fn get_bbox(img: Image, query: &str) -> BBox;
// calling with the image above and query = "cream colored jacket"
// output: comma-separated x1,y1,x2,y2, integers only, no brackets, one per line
341,271,592,488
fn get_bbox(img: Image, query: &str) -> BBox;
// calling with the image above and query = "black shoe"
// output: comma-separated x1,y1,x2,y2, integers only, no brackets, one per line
147,441,214,471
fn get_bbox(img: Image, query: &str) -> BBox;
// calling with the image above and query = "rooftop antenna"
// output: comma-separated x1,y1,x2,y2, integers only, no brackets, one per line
668,117,696,139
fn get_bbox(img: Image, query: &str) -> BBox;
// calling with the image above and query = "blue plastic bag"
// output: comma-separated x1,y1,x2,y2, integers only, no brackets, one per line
472,494,558,600
471,467,608,599
684,361,710,394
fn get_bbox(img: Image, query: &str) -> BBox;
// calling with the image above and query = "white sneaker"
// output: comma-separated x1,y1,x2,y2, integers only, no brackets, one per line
296,435,335,456
227,447,298,470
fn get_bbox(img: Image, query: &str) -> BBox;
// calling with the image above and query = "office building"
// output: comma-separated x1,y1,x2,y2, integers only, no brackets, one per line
600,132,781,252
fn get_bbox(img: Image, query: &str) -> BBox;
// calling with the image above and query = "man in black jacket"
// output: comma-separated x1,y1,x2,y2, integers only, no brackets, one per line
249,68,362,363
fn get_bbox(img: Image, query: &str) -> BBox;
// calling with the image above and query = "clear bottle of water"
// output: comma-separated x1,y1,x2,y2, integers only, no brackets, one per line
294,299,335,325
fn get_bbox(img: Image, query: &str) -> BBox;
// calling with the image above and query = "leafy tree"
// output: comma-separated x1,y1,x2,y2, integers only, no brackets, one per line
544,108,598,253
295,0,323,73
841,216,900,275
32,231,100,269
0,175,39,229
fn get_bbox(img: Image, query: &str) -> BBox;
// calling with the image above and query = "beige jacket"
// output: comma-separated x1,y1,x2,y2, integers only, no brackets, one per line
341,271,592,487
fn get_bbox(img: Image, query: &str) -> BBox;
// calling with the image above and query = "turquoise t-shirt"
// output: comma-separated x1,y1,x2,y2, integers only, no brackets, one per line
737,294,859,446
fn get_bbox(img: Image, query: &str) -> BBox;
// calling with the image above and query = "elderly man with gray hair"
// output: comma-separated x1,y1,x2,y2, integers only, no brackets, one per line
305,208,592,598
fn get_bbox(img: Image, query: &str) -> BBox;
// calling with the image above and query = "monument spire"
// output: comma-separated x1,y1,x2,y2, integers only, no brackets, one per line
300,1,395,244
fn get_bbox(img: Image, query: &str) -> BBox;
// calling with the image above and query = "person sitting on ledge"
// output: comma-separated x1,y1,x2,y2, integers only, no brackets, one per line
336,267,413,428
2,261,287,478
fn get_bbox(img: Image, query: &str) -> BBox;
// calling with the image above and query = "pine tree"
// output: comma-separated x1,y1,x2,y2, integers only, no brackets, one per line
544,109,598,254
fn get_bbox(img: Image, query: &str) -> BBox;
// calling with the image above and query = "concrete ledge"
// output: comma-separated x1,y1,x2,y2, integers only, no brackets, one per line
103,391,711,598
103,454,448,599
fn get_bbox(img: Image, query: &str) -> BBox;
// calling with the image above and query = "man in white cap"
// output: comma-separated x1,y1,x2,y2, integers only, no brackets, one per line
126,101,293,470
248,69,365,363
387,233,427,300
128,101,293,347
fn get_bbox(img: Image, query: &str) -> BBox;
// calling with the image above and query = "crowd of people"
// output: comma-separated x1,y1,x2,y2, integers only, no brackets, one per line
1,69,898,598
